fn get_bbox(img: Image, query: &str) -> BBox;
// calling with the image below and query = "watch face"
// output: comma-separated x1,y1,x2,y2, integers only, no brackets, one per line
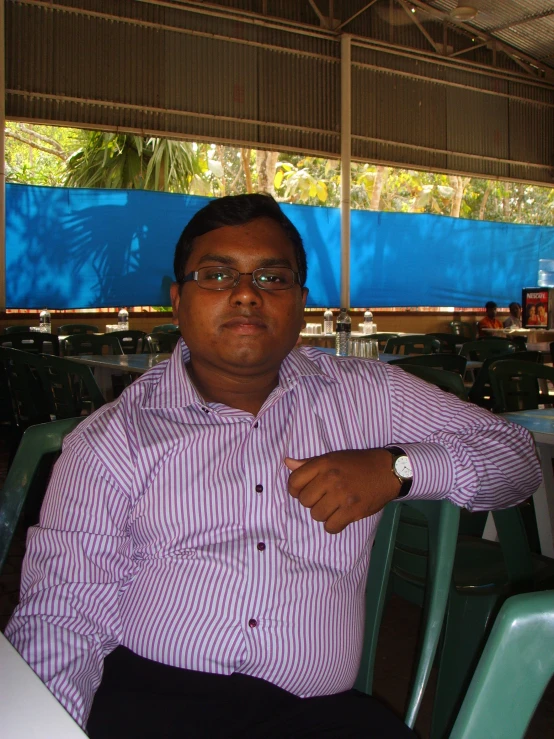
394,455,413,480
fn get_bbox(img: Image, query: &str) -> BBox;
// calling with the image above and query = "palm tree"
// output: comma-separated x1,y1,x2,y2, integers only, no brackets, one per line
64,131,202,192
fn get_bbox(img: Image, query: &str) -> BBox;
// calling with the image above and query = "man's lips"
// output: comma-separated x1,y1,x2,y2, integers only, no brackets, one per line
222,316,267,332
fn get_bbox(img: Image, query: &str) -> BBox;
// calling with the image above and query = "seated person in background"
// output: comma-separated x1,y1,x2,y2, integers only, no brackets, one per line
6,194,541,739
503,301,522,329
478,300,503,335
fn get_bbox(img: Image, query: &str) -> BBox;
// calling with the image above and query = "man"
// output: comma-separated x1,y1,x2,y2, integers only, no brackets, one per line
6,194,541,738
478,300,503,335
503,301,522,329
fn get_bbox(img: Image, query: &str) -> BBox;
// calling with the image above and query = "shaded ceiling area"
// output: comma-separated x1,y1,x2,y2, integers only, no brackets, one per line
6,0,554,184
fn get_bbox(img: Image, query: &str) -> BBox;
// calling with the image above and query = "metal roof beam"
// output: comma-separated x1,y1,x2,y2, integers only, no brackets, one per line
397,0,438,52
487,8,554,34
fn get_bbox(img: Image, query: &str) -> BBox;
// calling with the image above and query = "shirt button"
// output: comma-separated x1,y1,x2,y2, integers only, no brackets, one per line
202,407,209,413
248,618,258,628
255,484,263,493
254,421,259,428
257,542,266,551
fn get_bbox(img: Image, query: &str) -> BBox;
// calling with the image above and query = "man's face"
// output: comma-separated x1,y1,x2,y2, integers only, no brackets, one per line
486,305,497,319
170,217,308,376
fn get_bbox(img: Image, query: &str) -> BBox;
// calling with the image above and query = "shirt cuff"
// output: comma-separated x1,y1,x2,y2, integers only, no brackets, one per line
390,442,455,501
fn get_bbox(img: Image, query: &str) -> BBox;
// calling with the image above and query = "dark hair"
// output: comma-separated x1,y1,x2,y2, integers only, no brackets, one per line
173,193,308,287
485,301,497,311
509,302,521,313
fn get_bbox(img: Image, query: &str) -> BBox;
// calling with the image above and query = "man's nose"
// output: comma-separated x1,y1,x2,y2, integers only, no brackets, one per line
229,273,263,305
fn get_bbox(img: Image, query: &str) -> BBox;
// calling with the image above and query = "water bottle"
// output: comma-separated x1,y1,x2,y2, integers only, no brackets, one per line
323,308,334,335
118,307,129,331
363,309,374,335
335,308,351,356
39,308,51,334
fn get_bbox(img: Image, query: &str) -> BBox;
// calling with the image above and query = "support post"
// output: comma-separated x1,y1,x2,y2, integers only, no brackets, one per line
0,0,5,311
340,33,351,310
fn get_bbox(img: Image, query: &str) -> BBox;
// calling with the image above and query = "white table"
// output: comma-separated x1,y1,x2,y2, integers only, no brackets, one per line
0,632,87,738
483,409,554,558
66,354,170,399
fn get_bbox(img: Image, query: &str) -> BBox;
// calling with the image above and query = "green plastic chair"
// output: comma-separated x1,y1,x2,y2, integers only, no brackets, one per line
356,500,460,728
389,352,467,376
61,333,123,356
0,418,84,573
153,323,179,333
372,332,399,352
429,508,554,739
459,339,517,362
0,347,51,437
449,321,477,339
384,335,441,355
449,590,554,739
1,331,60,356
468,352,540,411
106,329,146,355
488,359,554,413
427,333,471,354
142,332,181,354
38,354,106,419
4,325,34,334
58,323,99,335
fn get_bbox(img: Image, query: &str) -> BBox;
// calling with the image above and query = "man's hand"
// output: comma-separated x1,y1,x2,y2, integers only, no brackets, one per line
285,449,402,534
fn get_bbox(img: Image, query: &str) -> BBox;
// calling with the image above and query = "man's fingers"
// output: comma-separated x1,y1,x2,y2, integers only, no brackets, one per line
284,457,307,472
309,495,340,524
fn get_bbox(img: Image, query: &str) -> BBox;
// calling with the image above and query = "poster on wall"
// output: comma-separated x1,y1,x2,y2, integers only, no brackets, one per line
522,288,554,329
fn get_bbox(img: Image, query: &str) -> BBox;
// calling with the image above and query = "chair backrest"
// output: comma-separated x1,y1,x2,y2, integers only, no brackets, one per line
459,339,517,362
106,329,146,354
58,323,100,335
143,332,181,354
389,352,467,376
38,354,106,419
372,333,399,352
488,359,554,413
355,500,460,728
392,363,468,400
4,325,34,334
1,331,60,356
153,323,179,333
467,352,539,410
427,333,471,354
0,418,84,572
61,333,123,356
0,347,51,432
449,321,477,339
384,335,441,355
449,590,554,739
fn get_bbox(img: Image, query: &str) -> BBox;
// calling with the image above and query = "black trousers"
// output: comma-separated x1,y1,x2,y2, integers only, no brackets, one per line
87,647,416,739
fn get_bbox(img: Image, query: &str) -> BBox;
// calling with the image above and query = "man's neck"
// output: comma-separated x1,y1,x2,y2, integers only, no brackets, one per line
186,360,280,416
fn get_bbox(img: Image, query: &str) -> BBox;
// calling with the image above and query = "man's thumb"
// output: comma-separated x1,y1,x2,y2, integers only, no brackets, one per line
285,457,307,471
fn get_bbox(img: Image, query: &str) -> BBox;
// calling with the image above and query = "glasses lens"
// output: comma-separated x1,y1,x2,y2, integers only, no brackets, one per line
254,268,295,290
197,267,238,290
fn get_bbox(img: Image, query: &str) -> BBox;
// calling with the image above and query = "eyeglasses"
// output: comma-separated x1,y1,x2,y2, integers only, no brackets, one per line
181,266,300,291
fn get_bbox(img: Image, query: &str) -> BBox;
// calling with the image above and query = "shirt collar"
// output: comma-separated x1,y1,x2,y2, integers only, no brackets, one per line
144,339,339,410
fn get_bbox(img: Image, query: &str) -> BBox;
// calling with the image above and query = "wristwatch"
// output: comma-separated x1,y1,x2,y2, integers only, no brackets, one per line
387,446,413,498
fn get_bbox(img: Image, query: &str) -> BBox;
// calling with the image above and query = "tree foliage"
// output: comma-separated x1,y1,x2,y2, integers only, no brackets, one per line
4,122,554,226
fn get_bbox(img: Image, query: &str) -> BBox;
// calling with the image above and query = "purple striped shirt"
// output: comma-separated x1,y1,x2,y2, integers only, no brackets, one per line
6,341,541,727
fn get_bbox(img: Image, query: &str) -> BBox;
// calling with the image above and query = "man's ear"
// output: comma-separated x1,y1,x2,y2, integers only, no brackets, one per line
301,287,309,308
169,282,181,322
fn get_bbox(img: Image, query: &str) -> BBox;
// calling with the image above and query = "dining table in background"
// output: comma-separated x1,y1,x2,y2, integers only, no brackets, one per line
483,408,554,558
66,353,171,400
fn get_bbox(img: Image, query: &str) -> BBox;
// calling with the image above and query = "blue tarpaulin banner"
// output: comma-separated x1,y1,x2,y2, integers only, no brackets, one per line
5,184,554,309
